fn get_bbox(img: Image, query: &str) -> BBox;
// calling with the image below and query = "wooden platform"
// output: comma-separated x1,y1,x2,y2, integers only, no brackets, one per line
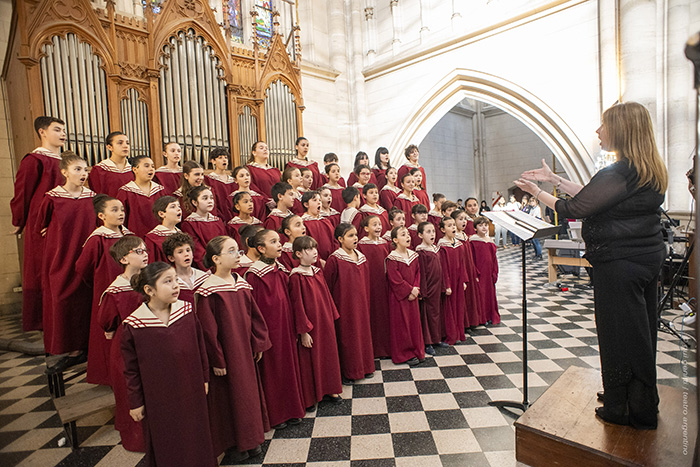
515,366,697,466
542,239,591,283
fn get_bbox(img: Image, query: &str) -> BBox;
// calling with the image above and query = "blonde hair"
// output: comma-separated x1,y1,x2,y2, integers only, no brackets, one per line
602,102,668,193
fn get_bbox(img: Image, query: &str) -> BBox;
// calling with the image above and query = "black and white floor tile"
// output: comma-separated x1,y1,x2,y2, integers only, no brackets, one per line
0,246,695,466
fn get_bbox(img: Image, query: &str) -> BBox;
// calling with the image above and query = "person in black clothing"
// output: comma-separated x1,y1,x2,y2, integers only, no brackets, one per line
515,102,668,430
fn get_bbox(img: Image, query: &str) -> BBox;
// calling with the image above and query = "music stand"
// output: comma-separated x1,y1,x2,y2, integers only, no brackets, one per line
483,210,560,412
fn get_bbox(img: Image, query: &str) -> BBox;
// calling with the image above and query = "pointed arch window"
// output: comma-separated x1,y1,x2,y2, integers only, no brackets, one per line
254,0,273,48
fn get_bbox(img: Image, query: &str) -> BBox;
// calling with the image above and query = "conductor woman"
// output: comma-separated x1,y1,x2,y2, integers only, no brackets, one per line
515,102,668,430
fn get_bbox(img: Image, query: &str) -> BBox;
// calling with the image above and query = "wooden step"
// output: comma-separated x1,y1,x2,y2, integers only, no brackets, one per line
515,366,697,467
53,385,115,424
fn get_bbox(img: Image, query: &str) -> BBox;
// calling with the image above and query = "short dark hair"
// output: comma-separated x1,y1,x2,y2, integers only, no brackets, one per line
400,171,414,184
323,153,338,164
209,147,230,160
417,221,433,235
271,182,293,203
109,235,144,266
360,214,379,229
354,164,371,177
388,207,404,222
232,165,249,179
152,196,178,222
130,262,172,303
341,186,360,204
362,183,378,195
334,222,356,242
281,214,302,236
299,167,312,176
130,155,150,168
301,190,319,207
34,116,64,137
474,216,490,227
282,166,300,184
292,235,318,258
404,144,418,159
106,131,126,147
411,204,428,215
162,232,195,259
441,201,458,213
325,162,339,175
439,216,454,229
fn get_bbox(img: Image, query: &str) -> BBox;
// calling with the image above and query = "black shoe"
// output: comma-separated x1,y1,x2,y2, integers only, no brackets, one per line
225,448,249,463
425,345,436,356
288,418,302,425
595,406,629,426
306,405,316,413
324,394,342,404
248,445,263,458
364,372,375,379
597,391,604,402
435,342,449,348
406,358,421,367
46,352,87,375
342,377,355,385
273,422,288,430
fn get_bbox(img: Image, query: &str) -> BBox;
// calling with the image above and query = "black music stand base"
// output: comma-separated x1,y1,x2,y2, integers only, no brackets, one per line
489,240,530,413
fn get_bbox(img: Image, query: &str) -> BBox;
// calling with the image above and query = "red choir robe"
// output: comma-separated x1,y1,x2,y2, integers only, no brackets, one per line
226,216,262,246
382,230,393,243
393,194,419,227
372,166,387,190
346,171,378,187
153,167,182,195
358,205,391,236
195,274,272,454
37,186,96,354
340,207,363,232
407,224,421,250
291,190,304,216
351,183,368,206
437,237,467,345
323,184,346,213
396,163,427,192
428,210,443,240
246,163,281,198
415,189,430,209
416,244,444,345
144,226,180,264
245,261,306,426
465,217,476,236
88,158,134,197
172,188,189,214
121,301,216,467
301,214,336,260
263,208,293,243
96,277,144,452
205,172,237,222
230,189,268,222
321,208,341,228
470,235,500,324
234,254,255,277
321,174,347,187
76,226,134,385
379,185,401,212
181,212,226,269
117,181,166,238
278,242,298,271
288,266,343,406
385,250,425,363
324,249,375,379
286,158,324,190
357,238,392,358
10,147,63,331
457,232,484,326
177,268,210,305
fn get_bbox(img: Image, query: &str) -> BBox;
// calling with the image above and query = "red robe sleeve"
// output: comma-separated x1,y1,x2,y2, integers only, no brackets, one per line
87,167,103,196
438,249,452,292
97,293,120,333
121,324,145,410
194,315,210,383
248,291,272,353
35,195,54,235
288,274,314,335
11,155,43,231
323,256,339,294
492,245,499,284
195,295,226,369
386,260,415,300
75,238,99,287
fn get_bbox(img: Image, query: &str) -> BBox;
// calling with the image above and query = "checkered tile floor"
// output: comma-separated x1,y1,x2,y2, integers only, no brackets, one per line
0,246,695,466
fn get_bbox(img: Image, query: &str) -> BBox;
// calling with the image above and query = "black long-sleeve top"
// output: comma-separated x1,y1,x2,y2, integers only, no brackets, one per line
554,160,665,264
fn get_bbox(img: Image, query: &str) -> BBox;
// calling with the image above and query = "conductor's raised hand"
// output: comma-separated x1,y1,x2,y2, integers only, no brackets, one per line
521,159,554,183
513,178,539,196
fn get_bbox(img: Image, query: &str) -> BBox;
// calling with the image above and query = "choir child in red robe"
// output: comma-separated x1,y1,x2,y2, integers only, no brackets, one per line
281,166,305,215
234,225,263,277
11,117,65,331
319,186,341,227
408,204,429,249
206,147,237,222
196,236,271,460
264,182,295,242
286,137,324,190
246,141,281,198
323,162,346,212
301,191,335,263
279,214,306,271
117,156,166,238
410,167,431,208
87,131,134,197
428,193,446,233
121,263,216,467
396,144,428,192
351,165,372,205
437,216,467,345
393,173,420,227
379,167,401,211
37,153,96,365
227,192,262,246
74,195,134,383
386,227,425,365
289,236,343,408
232,165,268,222
320,152,346,187
299,167,314,192
453,209,484,327
340,186,363,232
173,160,205,214
324,223,376,382
357,216,392,358
436,200,459,242
415,222,446,354
464,197,479,236
359,184,390,236
98,236,147,452
382,207,406,243
470,217,500,325
346,152,378,187
163,233,210,305
145,196,181,264
153,142,182,195
181,186,226,268
372,147,391,190
245,229,306,429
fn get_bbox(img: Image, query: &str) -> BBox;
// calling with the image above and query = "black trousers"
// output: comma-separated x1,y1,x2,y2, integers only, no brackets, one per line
590,248,665,429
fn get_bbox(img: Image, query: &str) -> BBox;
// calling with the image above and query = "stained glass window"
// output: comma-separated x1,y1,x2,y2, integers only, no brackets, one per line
142,0,162,14
254,0,273,48
227,0,244,43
